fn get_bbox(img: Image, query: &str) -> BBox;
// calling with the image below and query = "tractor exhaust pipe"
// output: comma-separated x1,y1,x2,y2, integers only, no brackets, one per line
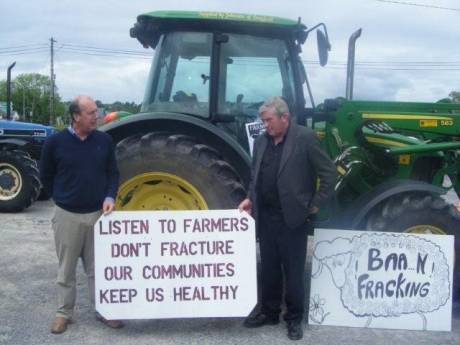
6,62,16,120
345,29,362,100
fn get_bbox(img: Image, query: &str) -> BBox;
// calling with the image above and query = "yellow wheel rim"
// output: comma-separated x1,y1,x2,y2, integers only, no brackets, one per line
116,172,208,210
404,225,446,235
0,163,23,201
405,224,456,266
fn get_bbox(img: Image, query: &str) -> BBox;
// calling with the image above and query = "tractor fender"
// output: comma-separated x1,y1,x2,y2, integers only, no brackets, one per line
343,179,445,229
99,112,252,185
0,138,30,149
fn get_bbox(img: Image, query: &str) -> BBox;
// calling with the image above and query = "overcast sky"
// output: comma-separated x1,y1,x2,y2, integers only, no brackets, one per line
1,0,459,105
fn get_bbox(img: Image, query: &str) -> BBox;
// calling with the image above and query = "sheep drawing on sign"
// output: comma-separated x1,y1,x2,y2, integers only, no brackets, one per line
311,232,451,330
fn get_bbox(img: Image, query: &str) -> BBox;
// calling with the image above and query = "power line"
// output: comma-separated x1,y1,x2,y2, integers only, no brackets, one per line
52,52,460,70
3,40,459,71
4,41,459,64
375,0,460,12
55,43,153,59
0,43,48,51
232,57,460,67
320,66,460,71
224,56,460,66
59,42,151,55
226,57,460,70
304,59,460,65
0,47,49,55
56,49,152,60
58,47,151,57
305,61,460,68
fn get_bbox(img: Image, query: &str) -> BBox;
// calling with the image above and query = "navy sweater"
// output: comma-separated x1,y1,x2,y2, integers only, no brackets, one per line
40,129,119,213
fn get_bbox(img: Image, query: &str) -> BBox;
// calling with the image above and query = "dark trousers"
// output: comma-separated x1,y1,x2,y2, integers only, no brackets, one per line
258,208,308,323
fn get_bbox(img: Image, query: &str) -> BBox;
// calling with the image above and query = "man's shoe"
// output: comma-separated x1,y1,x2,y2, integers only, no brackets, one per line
50,317,69,334
96,313,124,329
243,312,279,328
287,322,303,341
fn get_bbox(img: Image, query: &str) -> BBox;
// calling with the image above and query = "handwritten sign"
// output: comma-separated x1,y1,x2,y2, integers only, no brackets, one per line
94,210,257,319
309,229,453,331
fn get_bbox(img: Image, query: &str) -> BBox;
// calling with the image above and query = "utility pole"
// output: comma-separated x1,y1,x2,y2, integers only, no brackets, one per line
49,37,56,125
22,86,26,121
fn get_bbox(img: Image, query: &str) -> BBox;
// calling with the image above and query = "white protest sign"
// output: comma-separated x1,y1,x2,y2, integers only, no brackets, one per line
94,209,257,319
245,121,264,156
309,229,453,331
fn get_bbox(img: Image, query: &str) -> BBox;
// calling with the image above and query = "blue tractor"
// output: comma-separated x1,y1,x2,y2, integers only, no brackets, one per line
0,119,55,212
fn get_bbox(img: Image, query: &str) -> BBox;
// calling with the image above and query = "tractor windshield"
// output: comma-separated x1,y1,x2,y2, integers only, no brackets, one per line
217,34,295,120
141,31,295,120
142,32,212,117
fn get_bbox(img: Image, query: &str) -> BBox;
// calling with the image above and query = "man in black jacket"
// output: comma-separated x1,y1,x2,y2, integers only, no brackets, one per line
239,96,337,340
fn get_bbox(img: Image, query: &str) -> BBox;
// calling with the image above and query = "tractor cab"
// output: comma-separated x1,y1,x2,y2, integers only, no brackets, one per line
130,11,328,145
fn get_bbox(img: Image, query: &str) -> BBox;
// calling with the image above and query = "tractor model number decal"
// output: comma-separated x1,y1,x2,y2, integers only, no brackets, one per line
440,119,454,126
1,129,47,137
419,119,437,128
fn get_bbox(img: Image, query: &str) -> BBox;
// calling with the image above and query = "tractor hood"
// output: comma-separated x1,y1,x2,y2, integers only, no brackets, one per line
130,10,307,49
0,120,56,138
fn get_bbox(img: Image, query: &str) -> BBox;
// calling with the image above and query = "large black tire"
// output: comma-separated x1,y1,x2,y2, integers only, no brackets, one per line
366,193,460,299
0,150,41,212
115,132,246,210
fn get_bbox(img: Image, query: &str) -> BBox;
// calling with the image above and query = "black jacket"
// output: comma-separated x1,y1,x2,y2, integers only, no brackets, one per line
248,122,337,228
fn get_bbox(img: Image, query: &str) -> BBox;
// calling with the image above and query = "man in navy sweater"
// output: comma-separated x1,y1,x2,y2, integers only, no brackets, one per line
40,95,121,334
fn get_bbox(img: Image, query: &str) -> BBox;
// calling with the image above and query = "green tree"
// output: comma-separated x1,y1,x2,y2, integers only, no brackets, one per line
107,101,141,114
0,80,6,100
449,91,460,103
0,73,65,125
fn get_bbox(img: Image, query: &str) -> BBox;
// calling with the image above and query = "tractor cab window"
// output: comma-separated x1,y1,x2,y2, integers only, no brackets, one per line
217,34,296,121
142,32,212,117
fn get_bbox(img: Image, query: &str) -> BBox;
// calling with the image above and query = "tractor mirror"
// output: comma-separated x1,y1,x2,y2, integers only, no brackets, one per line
317,30,330,66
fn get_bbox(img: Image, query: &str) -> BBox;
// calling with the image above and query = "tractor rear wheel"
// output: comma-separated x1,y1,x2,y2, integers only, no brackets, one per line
366,193,460,299
115,132,246,210
0,150,41,212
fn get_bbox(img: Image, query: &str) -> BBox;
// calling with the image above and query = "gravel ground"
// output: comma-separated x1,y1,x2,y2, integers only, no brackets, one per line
1,198,459,345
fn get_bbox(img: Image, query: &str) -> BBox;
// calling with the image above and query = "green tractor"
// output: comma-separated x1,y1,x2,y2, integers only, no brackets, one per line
101,10,460,289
